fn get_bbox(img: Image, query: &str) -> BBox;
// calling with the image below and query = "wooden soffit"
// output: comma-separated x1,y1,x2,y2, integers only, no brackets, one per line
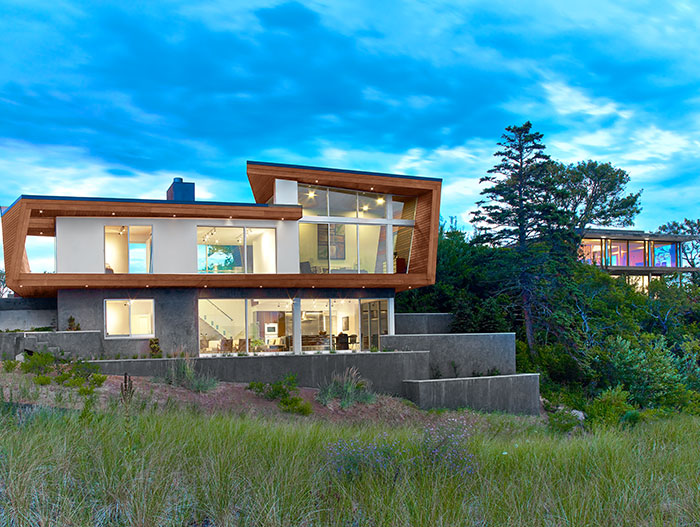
247,160,442,204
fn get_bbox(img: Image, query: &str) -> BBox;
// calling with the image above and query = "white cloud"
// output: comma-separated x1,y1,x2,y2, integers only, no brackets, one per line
542,81,631,119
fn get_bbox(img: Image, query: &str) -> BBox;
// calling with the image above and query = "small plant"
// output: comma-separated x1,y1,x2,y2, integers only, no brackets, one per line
429,363,442,379
317,367,376,409
33,374,52,386
20,351,55,375
65,377,86,388
77,384,95,396
279,395,313,415
586,386,635,427
3,360,19,373
67,316,81,331
163,358,218,393
90,373,107,388
149,338,163,358
486,368,501,376
54,372,72,385
547,409,581,434
247,374,312,415
421,419,476,476
370,345,379,353
450,360,460,378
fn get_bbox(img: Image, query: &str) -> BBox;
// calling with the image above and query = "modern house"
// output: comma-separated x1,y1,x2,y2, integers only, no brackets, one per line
1,161,441,357
579,228,700,289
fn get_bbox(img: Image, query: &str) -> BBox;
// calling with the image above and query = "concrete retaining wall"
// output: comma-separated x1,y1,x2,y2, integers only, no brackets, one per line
92,351,430,396
403,374,540,415
58,288,198,357
0,298,57,331
395,313,453,335
381,333,515,378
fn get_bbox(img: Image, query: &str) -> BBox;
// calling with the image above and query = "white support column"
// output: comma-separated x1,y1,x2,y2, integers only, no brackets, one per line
292,297,302,354
387,297,395,335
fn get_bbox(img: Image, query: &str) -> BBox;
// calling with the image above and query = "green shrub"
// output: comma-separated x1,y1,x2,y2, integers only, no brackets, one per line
278,395,312,415
77,384,94,397
317,367,376,409
65,377,85,388
164,359,218,393
681,390,700,416
89,373,107,388
33,374,52,386
66,316,81,331
620,410,641,427
54,372,72,385
69,360,99,380
586,386,635,426
3,360,19,373
20,352,55,375
590,336,686,408
247,374,312,415
547,409,580,434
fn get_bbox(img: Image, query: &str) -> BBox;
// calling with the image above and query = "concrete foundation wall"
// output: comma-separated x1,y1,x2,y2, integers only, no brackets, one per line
0,298,57,331
58,288,198,357
394,313,453,335
403,374,540,415
92,351,430,396
381,333,515,378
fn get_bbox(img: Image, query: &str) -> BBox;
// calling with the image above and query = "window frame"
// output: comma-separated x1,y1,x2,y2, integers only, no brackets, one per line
104,298,155,339
197,225,277,274
103,224,153,274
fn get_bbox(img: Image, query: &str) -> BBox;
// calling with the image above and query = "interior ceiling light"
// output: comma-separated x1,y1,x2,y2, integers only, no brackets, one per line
376,197,385,205
308,191,316,198
362,205,369,211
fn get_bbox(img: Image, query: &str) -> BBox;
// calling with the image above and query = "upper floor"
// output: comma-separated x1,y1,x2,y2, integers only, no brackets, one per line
2,161,441,297
579,228,699,274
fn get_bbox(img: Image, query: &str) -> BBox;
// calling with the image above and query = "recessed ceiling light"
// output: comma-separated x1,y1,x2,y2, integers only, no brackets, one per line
39,210,43,214
377,198,385,205
362,205,369,211
39,231,43,235
111,212,115,216
308,191,316,198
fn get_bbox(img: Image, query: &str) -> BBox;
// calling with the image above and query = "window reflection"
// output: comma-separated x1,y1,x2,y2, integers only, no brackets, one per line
580,239,603,266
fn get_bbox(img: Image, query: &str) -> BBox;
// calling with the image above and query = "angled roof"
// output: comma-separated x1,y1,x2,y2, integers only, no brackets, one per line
247,160,442,204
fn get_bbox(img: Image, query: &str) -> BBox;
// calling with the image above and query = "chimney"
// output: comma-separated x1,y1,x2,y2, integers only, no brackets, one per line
166,177,195,201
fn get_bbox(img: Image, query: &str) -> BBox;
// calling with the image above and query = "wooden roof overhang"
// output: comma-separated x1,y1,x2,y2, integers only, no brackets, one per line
12,272,435,298
247,160,442,203
1,196,301,296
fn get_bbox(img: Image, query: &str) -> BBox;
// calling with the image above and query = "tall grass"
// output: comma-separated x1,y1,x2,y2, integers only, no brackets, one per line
0,405,699,525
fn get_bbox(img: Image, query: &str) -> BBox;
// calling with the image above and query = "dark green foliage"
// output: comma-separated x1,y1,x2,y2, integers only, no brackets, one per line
247,374,313,415
547,410,580,434
586,386,634,426
3,360,19,373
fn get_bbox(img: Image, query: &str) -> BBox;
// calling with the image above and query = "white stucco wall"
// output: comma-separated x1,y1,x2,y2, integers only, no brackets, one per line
56,216,299,274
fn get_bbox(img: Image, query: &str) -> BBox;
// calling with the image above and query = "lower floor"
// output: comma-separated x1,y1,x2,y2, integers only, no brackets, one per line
55,287,395,357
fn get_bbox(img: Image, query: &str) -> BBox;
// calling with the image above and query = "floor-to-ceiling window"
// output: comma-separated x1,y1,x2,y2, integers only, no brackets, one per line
629,241,645,267
580,239,603,266
652,241,677,268
607,240,628,266
298,185,415,274
198,297,386,354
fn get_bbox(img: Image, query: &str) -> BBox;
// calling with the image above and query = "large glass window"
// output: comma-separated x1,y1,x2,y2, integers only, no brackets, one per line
359,225,387,273
329,224,358,274
249,299,293,352
199,299,246,353
298,185,328,216
393,226,413,273
360,299,388,350
301,299,330,351
653,242,677,268
331,299,360,351
328,189,357,218
629,241,645,267
299,223,330,274
358,192,387,219
197,227,276,274
607,240,628,266
580,239,603,266
105,226,152,274
392,196,417,220
105,299,154,338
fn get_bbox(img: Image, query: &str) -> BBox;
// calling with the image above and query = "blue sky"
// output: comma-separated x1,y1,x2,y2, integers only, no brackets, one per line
2,0,700,271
